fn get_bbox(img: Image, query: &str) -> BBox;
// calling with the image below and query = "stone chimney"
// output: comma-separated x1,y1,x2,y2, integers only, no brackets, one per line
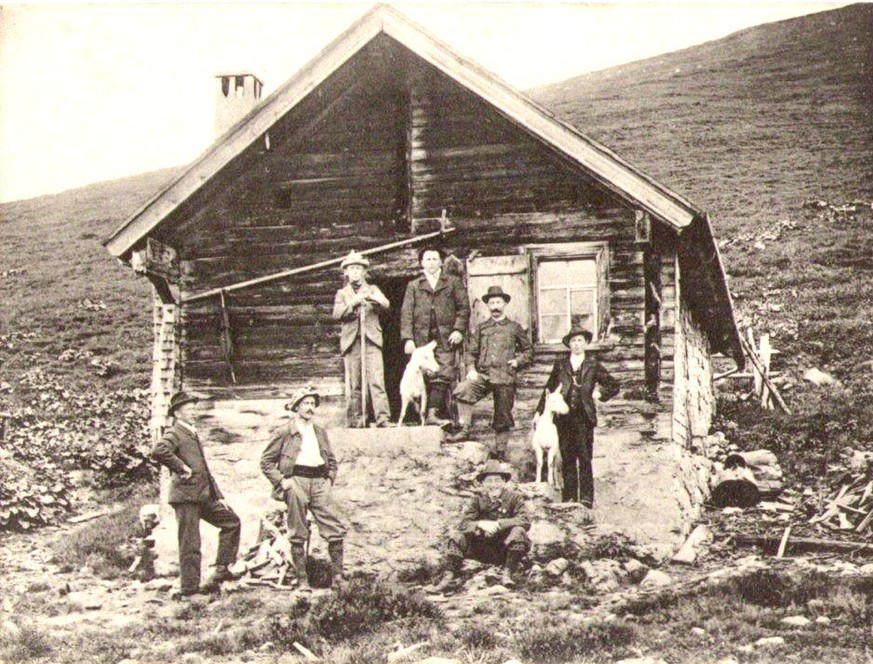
215,73,263,138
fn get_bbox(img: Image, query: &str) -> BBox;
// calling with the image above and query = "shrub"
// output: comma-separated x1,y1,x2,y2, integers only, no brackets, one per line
0,456,72,531
51,484,156,578
513,617,638,663
0,622,56,663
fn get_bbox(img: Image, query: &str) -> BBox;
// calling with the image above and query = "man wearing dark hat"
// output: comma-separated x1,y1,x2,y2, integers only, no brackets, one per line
151,391,241,598
447,285,533,459
260,386,347,592
400,247,470,425
438,460,530,590
535,325,620,506
333,250,391,428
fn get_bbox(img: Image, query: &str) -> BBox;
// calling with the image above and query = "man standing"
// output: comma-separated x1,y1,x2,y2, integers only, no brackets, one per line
447,285,533,459
438,460,530,590
260,386,347,592
400,248,470,425
151,392,241,598
535,325,620,506
333,250,391,428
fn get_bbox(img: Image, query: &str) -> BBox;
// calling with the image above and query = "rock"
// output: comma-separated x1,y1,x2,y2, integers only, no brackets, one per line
640,570,672,589
528,521,566,549
780,615,811,628
622,559,648,583
66,591,103,610
502,660,523,664
579,559,625,592
1,620,21,641
754,636,785,648
415,658,462,664
615,658,668,664
690,627,707,638
117,660,140,664
814,616,831,625
804,368,835,386
672,525,712,565
715,659,739,664
545,558,569,576
143,578,174,592
180,654,205,664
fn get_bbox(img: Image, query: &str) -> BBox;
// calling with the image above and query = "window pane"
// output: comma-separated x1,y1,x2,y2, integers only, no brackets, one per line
566,259,597,285
570,289,594,316
539,288,566,315
540,315,567,343
538,260,567,287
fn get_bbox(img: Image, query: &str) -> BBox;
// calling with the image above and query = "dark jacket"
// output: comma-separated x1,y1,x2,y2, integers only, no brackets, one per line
536,355,620,427
332,282,389,353
466,317,533,385
152,422,223,504
459,486,531,535
400,272,470,348
260,419,338,501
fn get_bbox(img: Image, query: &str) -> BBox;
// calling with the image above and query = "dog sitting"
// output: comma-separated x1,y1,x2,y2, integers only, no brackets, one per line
531,387,569,486
397,340,441,426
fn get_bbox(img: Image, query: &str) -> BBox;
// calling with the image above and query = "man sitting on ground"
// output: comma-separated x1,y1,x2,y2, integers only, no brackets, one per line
437,459,530,590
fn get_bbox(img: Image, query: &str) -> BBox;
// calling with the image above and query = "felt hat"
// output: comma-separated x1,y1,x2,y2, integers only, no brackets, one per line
285,386,321,412
477,459,512,482
168,391,199,415
482,285,511,304
340,250,370,269
562,324,593,347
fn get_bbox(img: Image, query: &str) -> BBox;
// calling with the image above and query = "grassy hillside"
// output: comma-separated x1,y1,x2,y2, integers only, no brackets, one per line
1,4,871,482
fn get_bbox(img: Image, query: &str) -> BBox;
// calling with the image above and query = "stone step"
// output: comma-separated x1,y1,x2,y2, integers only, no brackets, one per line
328,425,444,459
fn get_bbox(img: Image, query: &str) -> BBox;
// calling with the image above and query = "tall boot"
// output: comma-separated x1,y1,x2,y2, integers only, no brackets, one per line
492,431,510,460
446,402,475,441
291,543,311,593
502,547,524,588
328,540,345,587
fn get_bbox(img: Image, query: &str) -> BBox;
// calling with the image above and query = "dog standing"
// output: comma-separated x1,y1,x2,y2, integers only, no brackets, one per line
397,340,441,426
531,387,569,486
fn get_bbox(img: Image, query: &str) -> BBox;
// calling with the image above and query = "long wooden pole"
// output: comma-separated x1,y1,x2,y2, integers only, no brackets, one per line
739,334,790,414
186,225,456,303
359,300,367,428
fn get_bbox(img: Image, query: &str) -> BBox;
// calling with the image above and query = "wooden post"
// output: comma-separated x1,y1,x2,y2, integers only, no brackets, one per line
759,333,772,410
359,302,368,428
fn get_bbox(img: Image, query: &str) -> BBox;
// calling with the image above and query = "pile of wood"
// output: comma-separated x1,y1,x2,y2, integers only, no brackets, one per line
229,509,299,589
810,473,873,534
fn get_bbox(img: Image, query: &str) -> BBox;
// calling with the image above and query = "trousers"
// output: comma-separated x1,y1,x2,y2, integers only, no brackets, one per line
344,337,390,425
446,526,529,564
174,500,241,593
284,476,348,544
557,414,595,505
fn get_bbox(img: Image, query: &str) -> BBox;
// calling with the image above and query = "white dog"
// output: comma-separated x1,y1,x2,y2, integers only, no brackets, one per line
531,387,569,486
397,340,441,426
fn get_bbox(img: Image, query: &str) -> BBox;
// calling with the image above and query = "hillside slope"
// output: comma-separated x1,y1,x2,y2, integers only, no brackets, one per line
1,5,871,481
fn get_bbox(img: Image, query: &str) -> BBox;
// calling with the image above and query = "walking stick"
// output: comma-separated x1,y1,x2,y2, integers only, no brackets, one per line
359,297,368,428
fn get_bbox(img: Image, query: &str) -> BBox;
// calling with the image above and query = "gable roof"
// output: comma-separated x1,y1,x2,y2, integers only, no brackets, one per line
103,4,743,365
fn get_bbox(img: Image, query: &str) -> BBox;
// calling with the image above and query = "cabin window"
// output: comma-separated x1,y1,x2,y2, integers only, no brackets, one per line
528,243,608,345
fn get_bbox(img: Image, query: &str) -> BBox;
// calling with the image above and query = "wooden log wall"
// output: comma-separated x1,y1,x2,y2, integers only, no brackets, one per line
150,290,180,442
671,257,715,448
150,38,684,443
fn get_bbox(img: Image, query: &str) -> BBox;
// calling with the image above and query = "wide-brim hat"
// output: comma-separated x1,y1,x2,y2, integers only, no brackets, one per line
168,391,199,415
340,250,370,269
482,285,511,303
477,459,512,482
562,325,593,347
285,386,321,411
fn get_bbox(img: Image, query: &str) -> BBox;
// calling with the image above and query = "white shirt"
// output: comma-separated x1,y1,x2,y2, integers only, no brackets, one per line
294,419,325,466
177,419,198,438
425,269,441,291
570,353,585,372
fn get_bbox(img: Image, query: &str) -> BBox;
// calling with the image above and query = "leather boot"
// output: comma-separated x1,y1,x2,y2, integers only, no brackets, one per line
291,543,311,593
447,403,475,442
425,408,451,427
328,540,345,587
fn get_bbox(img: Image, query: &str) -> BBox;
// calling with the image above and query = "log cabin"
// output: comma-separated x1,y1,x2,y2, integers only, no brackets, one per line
104,5,744,558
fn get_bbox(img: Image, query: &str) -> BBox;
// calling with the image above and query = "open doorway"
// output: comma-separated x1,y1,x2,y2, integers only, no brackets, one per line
373,276,413,421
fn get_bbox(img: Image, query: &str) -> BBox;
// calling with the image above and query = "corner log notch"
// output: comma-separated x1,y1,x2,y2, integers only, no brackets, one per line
131,237,179,305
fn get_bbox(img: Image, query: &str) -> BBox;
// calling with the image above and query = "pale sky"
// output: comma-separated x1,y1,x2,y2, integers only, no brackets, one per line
0,2,849,203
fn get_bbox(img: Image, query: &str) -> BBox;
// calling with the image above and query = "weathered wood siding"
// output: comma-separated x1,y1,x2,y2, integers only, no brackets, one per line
672,256,715,447
145,36,683,436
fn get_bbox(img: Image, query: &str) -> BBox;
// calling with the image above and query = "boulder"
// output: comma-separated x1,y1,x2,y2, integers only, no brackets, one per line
640,569,672,589
804,368,835,386
545,558,569,576
780,615,811,628
622,559,649,583
754,636,785,648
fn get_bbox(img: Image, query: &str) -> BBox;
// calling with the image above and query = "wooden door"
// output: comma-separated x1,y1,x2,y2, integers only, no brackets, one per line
465,254,532,334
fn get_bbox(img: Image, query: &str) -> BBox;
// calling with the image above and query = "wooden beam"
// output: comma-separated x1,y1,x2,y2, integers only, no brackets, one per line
734,533,873,557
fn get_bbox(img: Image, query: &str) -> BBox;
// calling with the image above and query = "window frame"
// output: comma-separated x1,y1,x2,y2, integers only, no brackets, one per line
526,242,609,350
